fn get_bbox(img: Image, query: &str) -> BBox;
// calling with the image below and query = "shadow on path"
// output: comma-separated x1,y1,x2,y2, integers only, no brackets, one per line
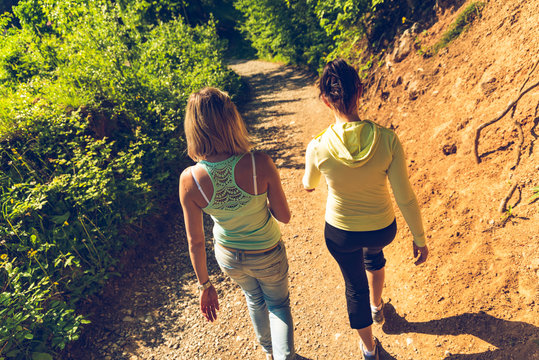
382,303,539,359
295,354,314,360
64,212,227,360
232,63,317,170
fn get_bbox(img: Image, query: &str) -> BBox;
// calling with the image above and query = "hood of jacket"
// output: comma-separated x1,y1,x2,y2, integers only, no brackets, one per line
321,120,380,168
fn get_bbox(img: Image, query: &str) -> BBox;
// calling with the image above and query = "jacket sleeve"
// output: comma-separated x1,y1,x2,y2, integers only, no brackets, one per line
303,139,322,190
387,135,426,247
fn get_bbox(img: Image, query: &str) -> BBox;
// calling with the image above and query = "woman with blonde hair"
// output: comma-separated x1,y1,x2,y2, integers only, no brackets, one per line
179,87,295,360
303,59,428,360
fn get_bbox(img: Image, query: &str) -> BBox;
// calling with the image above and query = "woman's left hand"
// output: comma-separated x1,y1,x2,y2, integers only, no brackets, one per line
413,243,428,265
200,285,219,322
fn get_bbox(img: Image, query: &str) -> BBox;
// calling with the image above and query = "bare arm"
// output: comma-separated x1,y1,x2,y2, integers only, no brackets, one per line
179,169,219,321
387,136,428,265
303,139,321,191
262,154,291,224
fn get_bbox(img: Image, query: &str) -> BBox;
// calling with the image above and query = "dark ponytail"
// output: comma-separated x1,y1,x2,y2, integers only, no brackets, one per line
319,58,362,115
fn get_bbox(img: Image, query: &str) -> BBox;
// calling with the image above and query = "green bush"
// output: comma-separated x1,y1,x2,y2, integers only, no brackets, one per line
234,0,330,70
1,113,143,358
0,1,243,358
0,30,60,85
429,2,485,55
233,0,439,71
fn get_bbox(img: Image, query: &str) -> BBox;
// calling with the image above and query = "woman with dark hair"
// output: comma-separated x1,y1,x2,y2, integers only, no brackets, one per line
303,59,428,360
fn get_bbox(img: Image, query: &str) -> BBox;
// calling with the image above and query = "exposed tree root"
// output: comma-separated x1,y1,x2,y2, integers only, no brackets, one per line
374,74,384,97
510,119,524,170
475,60,539,228
519,59,539,93
475,59,539,163
499,182,519,213
530,101,539,156
499,182,526,228
473,79,539,163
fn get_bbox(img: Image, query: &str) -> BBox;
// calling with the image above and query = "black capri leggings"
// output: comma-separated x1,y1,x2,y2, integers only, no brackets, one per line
324,219,397,329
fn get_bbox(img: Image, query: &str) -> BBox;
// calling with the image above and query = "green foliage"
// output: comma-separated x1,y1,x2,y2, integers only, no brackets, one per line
0,1,243,358
234,0,330,70
315,0,370,39
429,2,485,55
0,30,47,84
11,0,48,32
233,0,439,71
314,0,420,67
140,17,242,102
119,0,231,27
12,0,89,35
314,0,369,62
530,186,539,202
501,205,514,221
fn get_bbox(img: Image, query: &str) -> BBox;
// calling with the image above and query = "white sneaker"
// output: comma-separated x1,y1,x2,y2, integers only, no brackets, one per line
371,299,385,325
360,337,380,360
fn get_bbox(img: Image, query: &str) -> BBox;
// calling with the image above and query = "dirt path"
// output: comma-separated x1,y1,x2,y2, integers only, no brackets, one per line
65,57,539,360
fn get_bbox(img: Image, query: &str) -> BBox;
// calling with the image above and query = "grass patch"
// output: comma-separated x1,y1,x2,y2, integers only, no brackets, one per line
428,2,485,55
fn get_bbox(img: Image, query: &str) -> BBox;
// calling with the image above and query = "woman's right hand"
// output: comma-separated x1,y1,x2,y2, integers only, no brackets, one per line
180,170,220,322
413,243,428,265
200,285,219,322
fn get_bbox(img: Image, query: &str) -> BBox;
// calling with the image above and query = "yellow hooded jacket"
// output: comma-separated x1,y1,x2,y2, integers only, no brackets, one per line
303,120,426,247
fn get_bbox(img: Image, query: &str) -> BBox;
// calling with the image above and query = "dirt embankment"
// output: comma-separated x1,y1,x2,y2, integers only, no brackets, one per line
66,1,538,359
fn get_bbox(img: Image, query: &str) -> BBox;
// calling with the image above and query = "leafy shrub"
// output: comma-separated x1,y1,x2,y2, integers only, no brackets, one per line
0,1,243,358
0,30,56,85
1,113,142,358
429,2,485,55
234,0,330,70
234,0,439,71
11,0,90,36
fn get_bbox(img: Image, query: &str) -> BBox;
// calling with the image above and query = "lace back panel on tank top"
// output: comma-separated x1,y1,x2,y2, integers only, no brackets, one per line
200,155,252,211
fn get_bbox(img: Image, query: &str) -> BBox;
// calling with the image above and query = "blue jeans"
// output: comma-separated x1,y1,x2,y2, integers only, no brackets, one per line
214,242,295,360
